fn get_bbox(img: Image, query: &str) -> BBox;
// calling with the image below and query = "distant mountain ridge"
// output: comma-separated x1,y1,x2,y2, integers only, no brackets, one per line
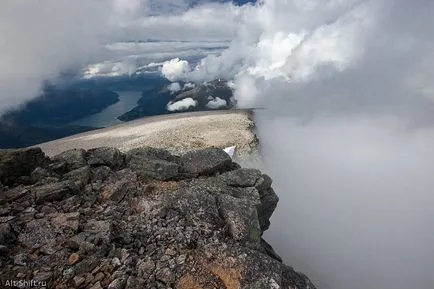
0,85,119,149
2,86,119,127
118,79,235,122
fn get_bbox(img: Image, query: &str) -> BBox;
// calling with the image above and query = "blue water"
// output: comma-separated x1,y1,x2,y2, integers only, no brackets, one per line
70,91,143,127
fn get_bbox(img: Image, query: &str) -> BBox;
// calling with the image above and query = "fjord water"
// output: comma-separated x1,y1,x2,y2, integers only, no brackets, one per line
71,91,143,127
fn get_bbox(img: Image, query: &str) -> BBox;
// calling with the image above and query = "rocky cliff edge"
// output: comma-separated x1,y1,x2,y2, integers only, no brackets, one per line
0,147,315,289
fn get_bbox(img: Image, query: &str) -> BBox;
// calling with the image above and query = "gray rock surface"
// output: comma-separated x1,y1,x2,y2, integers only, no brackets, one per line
180,147,232,176
0,146,316,289
0,147,48,186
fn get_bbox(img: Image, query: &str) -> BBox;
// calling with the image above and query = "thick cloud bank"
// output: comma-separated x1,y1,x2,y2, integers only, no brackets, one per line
0,0,135,114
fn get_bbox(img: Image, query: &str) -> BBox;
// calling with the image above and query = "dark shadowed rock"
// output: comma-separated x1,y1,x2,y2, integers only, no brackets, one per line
63,166,91,184
30,167,50,183
179,147,232,175
255,173,273,192
52,149,87,171
86,147,125,169
0,147,48,186
0,223,16,245
33,180,78,205
219,168,262,187
257,188,279,231
0,186,31,205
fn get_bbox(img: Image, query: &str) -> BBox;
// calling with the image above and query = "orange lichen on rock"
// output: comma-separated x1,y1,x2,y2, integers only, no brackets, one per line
176,274,203,289
209,266,242,289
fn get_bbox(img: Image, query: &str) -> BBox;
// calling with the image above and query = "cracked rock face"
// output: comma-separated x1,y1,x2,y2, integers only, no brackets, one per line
0,146,316,289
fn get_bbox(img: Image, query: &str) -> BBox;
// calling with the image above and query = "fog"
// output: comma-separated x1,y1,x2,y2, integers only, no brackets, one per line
256,115,434,289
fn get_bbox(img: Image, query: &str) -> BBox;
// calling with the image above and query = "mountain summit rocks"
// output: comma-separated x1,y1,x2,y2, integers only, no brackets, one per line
0,146,316,289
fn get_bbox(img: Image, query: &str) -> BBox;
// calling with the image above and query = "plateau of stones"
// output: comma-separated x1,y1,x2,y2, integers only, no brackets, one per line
0,146,316,289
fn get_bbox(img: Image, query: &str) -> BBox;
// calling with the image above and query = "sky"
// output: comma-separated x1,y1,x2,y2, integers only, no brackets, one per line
1,1,434,289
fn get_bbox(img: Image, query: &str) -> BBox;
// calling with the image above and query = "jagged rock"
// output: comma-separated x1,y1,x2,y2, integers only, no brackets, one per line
219,168,262,187
0,244,8,255
126,147,179,180
100,169,137,202
50,212,80,233
218,193,262,247
257,188,279,231
63,166,91,183
0,146,316,289
255,173,273,192
33,180,78,205
0,147,48,186
179,147,232,175
83,220,112,244
73,276,86,287
52,149,87,171
107,277,127,289
13,253,27,266
18,219,56,249
0,223,16,245
86,147,125,169
30,167,50,183
127,158,179,181
168,186,223,229
0,186,31,205
91,166,113,182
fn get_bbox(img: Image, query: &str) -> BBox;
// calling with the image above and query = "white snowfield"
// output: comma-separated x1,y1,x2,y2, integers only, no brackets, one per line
36,109,258,158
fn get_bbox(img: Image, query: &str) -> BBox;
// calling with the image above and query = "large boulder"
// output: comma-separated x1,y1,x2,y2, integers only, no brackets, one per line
51,149,87,171
126,148,179,181
0,148,48,186
33,180,79,205
179,147,232,176
219,168,262,187
86,147,125,170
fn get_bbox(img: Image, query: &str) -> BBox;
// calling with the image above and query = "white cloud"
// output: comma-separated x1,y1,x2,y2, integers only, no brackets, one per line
0,0,115,113
161,58,191,81
206,97,227,109
183,82,195,89
167,82,182,93
166,97,197,111
84,60,138,79
118,2,244,42
83,41,228,78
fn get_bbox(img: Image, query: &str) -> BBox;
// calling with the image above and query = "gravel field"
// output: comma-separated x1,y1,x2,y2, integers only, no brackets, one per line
36,109,259,158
